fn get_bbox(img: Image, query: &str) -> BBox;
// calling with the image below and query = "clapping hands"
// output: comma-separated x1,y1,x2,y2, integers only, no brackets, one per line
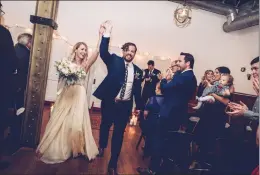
158,69,173,81
226,101,249,117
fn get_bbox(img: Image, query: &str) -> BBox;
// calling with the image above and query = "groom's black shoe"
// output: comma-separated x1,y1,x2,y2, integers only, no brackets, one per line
98,148,104,157
107,167,118,175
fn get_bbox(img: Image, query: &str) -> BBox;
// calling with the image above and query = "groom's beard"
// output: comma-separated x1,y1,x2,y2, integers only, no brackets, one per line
123,55,134,62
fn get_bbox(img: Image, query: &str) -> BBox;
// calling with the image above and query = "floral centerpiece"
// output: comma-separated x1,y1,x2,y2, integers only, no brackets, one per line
54,59,86,86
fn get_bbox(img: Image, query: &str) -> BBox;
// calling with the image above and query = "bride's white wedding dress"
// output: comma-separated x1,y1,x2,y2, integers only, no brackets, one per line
36,63,99,164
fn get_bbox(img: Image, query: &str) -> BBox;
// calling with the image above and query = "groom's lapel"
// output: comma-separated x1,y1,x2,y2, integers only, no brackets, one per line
119,58,125,85
133,64,138,84
133,64,137,75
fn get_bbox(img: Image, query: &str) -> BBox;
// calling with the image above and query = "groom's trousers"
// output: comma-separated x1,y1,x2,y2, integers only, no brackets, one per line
99,98,132,169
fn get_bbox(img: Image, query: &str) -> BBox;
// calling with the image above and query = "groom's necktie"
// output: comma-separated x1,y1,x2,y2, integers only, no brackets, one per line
120,63,129,99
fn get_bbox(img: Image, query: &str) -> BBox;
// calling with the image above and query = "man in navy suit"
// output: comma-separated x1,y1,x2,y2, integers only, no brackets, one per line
93,21,143,175
142,60,161,105
160,52,197,129
137,52,197,174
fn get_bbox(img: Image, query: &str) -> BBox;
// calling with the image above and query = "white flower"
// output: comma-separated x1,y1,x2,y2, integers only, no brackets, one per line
55,59,87,86
58,65,63,70
62,68,69,75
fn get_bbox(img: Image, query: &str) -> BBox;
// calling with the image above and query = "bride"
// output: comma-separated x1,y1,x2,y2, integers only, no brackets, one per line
36,25,105,164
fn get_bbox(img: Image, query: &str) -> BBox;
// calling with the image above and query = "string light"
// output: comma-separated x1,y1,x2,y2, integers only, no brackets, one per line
5,24,172,61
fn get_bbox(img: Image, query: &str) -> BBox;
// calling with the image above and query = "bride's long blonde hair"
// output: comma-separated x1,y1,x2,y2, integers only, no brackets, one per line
69,42,88,65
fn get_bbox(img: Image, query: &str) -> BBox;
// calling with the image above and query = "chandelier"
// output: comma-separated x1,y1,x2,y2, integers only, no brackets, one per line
174,2,192,28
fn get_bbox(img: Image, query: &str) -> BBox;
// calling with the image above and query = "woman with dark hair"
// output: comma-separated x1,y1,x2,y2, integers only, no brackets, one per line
190,66,234,171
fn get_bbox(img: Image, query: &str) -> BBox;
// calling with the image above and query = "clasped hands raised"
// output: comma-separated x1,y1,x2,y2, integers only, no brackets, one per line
100,20,113,34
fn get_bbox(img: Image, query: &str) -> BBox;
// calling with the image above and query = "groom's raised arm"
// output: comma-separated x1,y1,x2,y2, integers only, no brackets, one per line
100,35,113,65
100,21,114,65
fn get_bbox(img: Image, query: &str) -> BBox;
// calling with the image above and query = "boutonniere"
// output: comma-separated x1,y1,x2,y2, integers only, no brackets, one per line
134,72,141,79
151,72,156,76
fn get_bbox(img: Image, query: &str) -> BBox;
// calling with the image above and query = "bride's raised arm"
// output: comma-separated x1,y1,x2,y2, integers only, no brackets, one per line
84,25,105,72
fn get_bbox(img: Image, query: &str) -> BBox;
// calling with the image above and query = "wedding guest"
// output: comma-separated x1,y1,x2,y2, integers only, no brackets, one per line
142,60,161,105
170,60,180,76
142,82,164,157
0,24,18,169
227,57,259,175
137,52,197,174
196,70,214,98
14,33,32,116
193,74,234,110
6,33,33,154
227,57,259,120
191,66,234,171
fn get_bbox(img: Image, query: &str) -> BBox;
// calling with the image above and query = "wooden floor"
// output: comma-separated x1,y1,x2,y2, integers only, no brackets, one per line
0,106,149,174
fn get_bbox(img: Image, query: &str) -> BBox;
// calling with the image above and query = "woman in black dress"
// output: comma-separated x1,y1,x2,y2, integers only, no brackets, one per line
192,66,234,170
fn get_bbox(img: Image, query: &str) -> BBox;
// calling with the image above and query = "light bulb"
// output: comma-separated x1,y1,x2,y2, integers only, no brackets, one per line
25,28,32,34
61,36,68,41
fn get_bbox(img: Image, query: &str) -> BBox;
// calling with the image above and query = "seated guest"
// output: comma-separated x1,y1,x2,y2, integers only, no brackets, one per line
251,126,259,175
196,70,214,98
193,74,234,110
169,60,180,76
227,57,259,121
142,83,164,157
227,57,259,175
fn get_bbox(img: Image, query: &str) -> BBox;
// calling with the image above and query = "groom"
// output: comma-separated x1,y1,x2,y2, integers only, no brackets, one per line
93,21,143,175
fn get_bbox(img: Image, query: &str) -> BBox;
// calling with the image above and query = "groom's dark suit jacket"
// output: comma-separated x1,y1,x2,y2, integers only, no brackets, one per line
160,70,197,125
93,36,144,110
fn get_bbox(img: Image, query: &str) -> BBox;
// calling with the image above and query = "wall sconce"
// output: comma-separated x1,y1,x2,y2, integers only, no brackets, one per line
240,67,251,80
240,67,246,72
247,73,251,80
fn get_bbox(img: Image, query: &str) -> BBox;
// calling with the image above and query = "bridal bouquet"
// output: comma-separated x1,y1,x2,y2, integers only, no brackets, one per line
55,59,86,86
